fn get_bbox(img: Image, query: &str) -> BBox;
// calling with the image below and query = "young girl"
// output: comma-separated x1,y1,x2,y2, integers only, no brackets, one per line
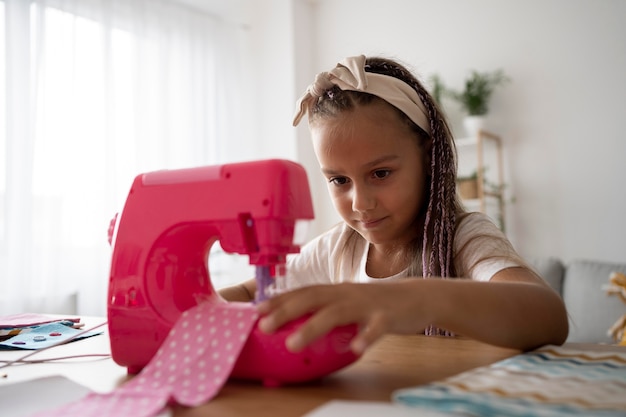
219,55,568,356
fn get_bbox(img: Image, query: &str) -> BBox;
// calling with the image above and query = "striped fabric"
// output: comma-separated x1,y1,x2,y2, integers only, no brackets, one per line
393,345,626,417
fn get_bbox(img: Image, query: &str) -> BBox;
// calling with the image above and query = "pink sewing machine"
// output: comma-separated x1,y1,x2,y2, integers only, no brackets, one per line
107,159,358,386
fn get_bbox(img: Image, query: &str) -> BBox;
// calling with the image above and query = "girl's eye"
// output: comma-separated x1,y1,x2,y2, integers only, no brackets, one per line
373,169,390,179
329,176,349,186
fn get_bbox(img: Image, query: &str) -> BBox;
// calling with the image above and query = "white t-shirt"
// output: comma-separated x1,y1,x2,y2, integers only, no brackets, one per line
285,212,525,289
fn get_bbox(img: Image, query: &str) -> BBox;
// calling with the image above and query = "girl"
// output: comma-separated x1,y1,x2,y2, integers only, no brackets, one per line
220,55,568,355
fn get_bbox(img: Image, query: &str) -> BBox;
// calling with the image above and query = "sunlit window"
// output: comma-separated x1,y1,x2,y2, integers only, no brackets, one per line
0,2,5,243
1,0,247,315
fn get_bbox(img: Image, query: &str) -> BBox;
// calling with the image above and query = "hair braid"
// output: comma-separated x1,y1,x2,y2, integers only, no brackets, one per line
414,84,460,337
408,69,460,280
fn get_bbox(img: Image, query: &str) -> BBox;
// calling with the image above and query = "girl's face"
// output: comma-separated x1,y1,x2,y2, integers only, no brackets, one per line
311,100,430,251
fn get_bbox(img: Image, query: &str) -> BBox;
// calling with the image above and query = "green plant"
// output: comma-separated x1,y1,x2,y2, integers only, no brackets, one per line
449,69,510,116
427,74,446,106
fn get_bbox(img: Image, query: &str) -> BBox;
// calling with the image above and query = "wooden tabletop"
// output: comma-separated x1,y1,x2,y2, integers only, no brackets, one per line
173,335,521,417
4,317,618,417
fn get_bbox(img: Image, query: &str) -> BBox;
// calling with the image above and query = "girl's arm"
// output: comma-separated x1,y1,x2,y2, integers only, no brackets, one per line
218,278,257,302
257,267,568,355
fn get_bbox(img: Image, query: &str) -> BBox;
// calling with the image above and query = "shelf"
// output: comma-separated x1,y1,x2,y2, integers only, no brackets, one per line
456,130,506,230
456,131,502,148
455,136,478,147
462,195,502,208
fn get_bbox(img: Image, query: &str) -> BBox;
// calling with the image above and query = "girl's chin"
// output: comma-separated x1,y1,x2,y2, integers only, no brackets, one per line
357,231,393,246
354,228,419,248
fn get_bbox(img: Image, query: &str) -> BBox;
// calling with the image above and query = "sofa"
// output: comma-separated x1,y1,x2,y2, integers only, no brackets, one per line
530,258,626,344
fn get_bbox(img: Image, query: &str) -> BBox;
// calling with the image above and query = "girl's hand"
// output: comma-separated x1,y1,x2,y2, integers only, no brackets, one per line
256,282,429,355
257,271,570,353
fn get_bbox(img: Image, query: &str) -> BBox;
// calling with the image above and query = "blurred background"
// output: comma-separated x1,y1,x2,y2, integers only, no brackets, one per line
1,0,624,316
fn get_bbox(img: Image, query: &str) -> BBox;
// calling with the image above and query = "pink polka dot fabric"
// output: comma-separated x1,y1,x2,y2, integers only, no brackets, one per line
29,302,259,417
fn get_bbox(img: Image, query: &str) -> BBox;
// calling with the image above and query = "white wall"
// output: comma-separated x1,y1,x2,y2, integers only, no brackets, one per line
191,0,626,265
182,0,301,162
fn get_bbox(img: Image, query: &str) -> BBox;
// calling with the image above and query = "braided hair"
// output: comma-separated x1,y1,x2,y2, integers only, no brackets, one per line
308,57,464,289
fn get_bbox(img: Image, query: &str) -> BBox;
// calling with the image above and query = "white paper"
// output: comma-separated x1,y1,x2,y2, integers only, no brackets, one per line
0,375,91,417
0,375,172,417
303,400,456,417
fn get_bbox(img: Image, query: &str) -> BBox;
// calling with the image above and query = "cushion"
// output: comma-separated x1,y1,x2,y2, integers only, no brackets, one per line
528,257,564,294
562,260,626,343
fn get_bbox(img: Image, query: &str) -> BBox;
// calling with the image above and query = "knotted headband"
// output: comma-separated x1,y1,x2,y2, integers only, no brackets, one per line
292,55,431,135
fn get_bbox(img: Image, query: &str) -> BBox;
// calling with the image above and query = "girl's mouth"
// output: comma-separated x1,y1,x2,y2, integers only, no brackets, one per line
360,217,385,229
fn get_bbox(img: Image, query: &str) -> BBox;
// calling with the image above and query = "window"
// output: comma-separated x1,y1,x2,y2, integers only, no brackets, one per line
0,0,251,316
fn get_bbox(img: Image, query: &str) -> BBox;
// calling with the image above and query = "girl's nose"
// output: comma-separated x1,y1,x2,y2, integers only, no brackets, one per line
351,184,376,213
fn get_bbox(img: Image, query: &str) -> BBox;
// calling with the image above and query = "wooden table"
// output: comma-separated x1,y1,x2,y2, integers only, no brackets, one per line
4,317,619,417
173,334,520,416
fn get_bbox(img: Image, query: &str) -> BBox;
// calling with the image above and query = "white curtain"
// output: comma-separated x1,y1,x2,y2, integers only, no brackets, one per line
0,0,251,316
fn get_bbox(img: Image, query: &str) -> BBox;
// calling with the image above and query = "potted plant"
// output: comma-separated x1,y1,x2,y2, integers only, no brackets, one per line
456,170,480,200
427,74,446,106
457,167,511,199
456,167,514,231
449,69,510,136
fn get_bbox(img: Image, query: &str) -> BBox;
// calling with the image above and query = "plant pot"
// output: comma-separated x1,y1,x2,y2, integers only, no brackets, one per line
457,178,479,199
463,116,486,138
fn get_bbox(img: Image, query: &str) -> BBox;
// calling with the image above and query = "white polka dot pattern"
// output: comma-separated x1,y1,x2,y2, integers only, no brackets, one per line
29,301,259,417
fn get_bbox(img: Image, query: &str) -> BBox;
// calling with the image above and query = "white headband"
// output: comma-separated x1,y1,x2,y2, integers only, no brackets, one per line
293,55,431,134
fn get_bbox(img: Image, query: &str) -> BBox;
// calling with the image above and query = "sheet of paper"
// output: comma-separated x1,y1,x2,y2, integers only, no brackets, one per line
0,313,80,329
303,400,454,417
0,375,91,417
0,375,172,417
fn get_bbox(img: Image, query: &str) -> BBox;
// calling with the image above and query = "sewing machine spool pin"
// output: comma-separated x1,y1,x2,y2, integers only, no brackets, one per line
255,264,287,303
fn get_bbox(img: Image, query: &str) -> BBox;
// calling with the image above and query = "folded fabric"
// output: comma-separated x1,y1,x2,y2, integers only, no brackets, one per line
27,301,258,417
393,345,626,417
0,320,79,341
0,313,80,329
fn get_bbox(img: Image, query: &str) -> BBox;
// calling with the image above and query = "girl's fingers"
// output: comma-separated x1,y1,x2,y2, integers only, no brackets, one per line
257,300,305,334
349,312,388,354
257,286,331,333
283,303,358,352
256,283,403,354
